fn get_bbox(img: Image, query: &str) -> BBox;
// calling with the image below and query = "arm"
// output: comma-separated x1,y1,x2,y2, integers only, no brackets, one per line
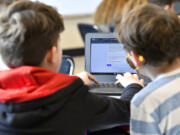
120,83,142,101
84,84,142,131
65,77,131,131
75,72,142,130
116,72,143,101
76,71,142,102
83,88,130,131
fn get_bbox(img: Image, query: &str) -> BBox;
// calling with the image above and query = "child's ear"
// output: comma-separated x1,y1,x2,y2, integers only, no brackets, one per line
130,51,144,68
46,46,57,64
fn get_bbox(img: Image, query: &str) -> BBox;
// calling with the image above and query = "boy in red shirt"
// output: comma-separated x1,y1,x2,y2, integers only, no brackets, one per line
0,1,142,135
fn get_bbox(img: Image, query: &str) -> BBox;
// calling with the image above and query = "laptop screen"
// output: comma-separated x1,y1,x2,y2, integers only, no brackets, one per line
90,38,136,74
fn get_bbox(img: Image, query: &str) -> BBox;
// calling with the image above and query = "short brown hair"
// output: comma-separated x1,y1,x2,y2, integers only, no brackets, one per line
0,0,64,68
117,3,180,66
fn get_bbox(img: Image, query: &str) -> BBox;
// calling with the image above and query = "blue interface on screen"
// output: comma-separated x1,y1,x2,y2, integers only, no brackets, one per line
91,38,136,73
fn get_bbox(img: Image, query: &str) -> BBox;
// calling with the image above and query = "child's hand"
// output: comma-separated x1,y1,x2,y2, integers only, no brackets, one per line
76,71,98,86
115,72,144,87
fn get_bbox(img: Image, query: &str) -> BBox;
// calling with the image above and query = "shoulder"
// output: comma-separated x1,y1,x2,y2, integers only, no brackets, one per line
132,75,180,112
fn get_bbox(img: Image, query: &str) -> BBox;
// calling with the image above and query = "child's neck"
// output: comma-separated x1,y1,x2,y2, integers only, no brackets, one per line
145,58,180,80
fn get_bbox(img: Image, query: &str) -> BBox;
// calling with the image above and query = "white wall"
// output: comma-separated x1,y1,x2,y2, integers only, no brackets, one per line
31,0,103,15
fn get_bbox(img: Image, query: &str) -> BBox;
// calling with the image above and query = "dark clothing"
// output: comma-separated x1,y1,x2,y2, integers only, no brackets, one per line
88,127,129,135
0,66,142,135
120,83,143,101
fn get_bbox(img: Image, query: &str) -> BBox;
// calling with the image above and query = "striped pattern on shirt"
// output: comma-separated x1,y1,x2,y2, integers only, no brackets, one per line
130,69,180,135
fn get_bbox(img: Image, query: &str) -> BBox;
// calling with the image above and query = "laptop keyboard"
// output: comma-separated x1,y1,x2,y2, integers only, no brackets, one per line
88,78,151,96
89,83,123,89
89,83,124,95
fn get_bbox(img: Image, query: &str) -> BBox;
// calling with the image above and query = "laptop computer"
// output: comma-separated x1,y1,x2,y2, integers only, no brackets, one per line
85,33,150,95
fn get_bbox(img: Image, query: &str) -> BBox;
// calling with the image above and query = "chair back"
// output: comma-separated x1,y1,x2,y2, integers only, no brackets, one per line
59,55,75,75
